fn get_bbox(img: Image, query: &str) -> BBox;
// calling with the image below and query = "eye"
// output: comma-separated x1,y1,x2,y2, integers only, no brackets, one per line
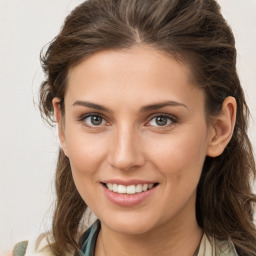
147,115,176,127
83,115,107,127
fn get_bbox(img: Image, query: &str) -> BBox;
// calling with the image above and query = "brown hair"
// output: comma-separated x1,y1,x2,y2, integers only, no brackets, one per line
39,0,256,255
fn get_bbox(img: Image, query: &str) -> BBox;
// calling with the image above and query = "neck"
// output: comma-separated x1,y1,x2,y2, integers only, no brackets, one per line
95,204,202,256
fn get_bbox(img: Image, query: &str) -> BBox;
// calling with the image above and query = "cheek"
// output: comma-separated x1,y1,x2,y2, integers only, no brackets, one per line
146,129,208,180
65,132,109,206
65,130,109,179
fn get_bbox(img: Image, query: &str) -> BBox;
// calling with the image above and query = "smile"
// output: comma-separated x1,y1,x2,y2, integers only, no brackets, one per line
104,183,156,194
101,181,159,207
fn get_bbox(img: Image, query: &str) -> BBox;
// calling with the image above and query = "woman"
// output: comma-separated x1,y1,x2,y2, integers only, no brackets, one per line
13,0,256,255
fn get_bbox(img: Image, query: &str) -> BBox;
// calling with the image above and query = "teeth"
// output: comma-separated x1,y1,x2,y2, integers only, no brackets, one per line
118,185,126,194
105,183,155,194
142,184,148,191
127,185,136,194
113,184,118,192
106,183,113,191
135,184,143,193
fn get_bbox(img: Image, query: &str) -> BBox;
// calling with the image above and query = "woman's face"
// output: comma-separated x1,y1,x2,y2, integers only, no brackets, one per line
56,46,215,235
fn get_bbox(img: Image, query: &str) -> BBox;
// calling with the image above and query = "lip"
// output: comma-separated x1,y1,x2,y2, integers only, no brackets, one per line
101,182,158,207
101,179,157,186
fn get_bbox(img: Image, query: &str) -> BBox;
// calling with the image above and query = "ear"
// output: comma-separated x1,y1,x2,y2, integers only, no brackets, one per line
52,97,69,157
207,96,237,157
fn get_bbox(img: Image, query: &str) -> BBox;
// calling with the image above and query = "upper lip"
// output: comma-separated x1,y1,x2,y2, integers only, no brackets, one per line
101,179,158,186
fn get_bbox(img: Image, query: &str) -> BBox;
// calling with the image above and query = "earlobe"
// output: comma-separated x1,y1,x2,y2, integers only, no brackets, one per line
52,97,69,157
207,96,237,157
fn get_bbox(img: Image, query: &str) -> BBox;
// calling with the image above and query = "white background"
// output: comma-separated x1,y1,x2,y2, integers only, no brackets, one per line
0,0,255,252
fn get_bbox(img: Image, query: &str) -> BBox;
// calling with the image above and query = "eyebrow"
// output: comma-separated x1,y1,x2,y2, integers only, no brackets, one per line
73,100,111,112
73,100,188,113
140,101,188,112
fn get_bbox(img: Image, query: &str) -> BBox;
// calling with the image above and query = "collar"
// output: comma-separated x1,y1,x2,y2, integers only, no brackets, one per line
77,220,239,256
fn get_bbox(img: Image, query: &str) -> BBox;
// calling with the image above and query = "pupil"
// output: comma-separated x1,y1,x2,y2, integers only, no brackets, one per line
91,116,102,125
156,116,167,126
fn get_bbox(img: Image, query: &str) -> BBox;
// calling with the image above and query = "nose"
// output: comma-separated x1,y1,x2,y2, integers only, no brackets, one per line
107,125,145,171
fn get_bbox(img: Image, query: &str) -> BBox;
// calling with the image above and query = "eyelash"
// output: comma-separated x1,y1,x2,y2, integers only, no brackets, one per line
146,114,177,128
78,113,108,128
78,113,177,129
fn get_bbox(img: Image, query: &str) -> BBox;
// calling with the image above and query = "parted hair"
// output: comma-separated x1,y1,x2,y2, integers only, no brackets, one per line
39,0,256,255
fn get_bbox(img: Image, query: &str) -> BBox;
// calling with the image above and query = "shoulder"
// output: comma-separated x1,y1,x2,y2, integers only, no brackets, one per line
9,212,97,256
11,236,55,256
0,241,29,256
197,234,239,256
13,241,28,256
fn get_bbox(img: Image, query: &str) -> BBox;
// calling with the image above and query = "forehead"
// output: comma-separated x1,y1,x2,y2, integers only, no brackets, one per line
68,46,193,86
66,46,204,112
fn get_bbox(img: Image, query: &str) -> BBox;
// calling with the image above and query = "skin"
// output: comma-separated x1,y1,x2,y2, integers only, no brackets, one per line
53,45,236,256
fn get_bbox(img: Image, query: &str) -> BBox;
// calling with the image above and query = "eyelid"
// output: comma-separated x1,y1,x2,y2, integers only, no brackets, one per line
77,112,178,128
145,113,178,127
78,112,101,120
78,112,109,127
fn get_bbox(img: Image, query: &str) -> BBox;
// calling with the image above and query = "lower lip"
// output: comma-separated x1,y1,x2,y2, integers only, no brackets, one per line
101,184,157,207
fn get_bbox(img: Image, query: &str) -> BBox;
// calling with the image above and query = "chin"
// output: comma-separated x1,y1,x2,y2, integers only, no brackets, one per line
99,211,161,235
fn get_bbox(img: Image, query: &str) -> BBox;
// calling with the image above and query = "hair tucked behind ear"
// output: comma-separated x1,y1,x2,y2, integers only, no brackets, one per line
39,0,256,255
